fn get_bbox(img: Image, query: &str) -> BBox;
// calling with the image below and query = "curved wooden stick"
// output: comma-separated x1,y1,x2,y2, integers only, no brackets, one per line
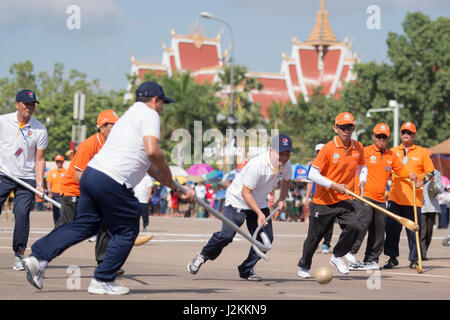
345,189,419,232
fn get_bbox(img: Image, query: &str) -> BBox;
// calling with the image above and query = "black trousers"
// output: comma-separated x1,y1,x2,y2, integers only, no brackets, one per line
298,200,362,270
384,201,422,261
351,198,386,263
51,193,62,226
421,212,437,258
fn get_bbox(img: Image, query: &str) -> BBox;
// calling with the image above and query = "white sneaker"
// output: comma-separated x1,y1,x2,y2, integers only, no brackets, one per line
88,235,97,243
330,255,349,274
23,256,46,289
348,260,365,271
13,256,25,271
362,261,381,270
88,279,130,295
187,253,205,275
297,267,311,278
344,252,357,264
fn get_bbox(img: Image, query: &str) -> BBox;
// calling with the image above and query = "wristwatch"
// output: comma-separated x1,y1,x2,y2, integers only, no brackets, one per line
36,183,44,186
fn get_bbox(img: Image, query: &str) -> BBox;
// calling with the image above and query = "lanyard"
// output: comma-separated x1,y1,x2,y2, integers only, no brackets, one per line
18,124,29,143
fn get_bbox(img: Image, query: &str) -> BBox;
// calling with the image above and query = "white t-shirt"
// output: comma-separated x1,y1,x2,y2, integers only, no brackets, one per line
0,112,48,180
195,184,207,199
225,151,292,209
133,174,154,203
88,102,160,188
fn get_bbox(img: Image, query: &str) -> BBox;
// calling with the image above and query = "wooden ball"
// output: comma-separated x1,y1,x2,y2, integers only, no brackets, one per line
315,266,333,285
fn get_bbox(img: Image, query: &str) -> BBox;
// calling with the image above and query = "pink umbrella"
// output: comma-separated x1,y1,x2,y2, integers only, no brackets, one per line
186,163,214,176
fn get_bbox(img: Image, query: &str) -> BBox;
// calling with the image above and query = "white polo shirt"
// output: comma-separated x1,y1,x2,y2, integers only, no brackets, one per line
225,150,292,209
88,102,160,189
0,112,48,180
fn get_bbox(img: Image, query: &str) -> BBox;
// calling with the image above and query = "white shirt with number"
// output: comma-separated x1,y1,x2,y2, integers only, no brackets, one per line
225,151,292,210
88,102,160,189
0,112,48,180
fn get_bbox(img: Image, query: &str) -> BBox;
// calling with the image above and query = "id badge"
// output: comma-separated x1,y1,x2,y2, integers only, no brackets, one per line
402,157,408,165
14,147,23,157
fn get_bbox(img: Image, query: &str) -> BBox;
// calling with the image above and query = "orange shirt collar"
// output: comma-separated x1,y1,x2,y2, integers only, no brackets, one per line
334,136,355,150
398,143,417,151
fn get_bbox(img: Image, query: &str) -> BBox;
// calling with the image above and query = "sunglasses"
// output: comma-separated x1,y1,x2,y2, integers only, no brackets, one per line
401,130,414,136
374,134,389,140
337,124,355,131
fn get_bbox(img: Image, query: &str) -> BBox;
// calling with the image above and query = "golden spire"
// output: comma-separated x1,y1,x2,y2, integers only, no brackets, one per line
305,0,338,46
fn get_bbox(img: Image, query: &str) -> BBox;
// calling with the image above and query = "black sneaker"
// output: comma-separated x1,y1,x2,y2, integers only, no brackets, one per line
383,257,399,269
409,260,419,269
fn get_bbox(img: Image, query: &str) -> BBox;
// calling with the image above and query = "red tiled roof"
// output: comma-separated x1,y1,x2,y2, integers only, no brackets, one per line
178,43,219,72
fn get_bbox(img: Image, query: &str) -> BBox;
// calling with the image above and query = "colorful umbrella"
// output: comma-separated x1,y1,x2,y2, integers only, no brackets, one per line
205,170,223,184
169,166,188,177
186,163,214,176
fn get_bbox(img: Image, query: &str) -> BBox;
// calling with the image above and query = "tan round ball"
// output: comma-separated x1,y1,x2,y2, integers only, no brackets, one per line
314,266,333,285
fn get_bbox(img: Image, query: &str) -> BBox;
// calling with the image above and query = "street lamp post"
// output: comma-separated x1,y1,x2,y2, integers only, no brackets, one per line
201,11,237,170
366,100,404,146
200,11,235,123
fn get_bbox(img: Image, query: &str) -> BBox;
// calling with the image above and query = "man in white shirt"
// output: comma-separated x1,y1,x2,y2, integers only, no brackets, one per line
0,89,47,271
188,134,293,281
23,81,195,295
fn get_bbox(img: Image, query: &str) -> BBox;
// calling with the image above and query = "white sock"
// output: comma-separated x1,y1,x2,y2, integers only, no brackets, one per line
39,260,48,269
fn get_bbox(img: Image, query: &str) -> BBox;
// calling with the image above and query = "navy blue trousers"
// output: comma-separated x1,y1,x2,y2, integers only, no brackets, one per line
384,201,422,261
200,205,273,278
31,167,140,282
0,174,35,256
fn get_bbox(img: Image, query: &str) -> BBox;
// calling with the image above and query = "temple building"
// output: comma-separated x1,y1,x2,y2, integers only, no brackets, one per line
126,0,359,119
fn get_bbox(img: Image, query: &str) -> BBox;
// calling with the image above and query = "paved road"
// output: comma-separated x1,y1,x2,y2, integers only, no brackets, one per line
1,211,449,303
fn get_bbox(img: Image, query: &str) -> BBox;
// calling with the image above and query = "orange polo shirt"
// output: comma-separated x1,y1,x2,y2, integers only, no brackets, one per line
388,144,435,207
355,144,410,203
61,133,105,197
312,136,365,205
46,167,67,194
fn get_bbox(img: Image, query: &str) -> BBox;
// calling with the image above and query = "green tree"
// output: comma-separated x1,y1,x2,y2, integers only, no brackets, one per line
217,64,264,130
140,70,222,165
385,12,450,146
0,61,127,161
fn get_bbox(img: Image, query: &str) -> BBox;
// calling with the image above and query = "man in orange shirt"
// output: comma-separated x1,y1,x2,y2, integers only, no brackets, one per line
345,124,416,271
383,122,435,269
56,110,119,268
297,112,366,278
46,155,67,225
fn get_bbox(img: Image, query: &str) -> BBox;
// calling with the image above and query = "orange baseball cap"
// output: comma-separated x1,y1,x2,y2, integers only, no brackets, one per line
400,122,416,133
54,155,64,161
335,112,354,125
97,110,119,127
373,123,390,137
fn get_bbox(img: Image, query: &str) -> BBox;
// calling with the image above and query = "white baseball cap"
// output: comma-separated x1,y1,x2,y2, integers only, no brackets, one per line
315,144,325,152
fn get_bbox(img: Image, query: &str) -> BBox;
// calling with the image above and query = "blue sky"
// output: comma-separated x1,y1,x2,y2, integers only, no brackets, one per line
1,0,448,92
